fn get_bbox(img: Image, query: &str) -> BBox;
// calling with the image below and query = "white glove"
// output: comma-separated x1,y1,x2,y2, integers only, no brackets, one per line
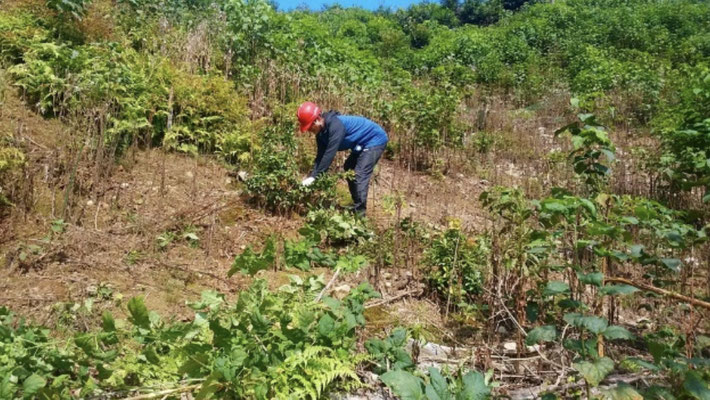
301,177,315,187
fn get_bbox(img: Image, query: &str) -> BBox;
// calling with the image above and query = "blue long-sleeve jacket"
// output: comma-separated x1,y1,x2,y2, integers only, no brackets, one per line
310,111,389,178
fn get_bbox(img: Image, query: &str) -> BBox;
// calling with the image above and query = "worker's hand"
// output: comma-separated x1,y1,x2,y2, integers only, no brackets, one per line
301,177,315,187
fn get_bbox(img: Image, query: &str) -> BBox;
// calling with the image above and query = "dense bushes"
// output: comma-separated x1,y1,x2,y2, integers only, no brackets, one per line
424,226,488,306
0,280,379,399
656,67,710,200
3,0,709,173
244,120,340,214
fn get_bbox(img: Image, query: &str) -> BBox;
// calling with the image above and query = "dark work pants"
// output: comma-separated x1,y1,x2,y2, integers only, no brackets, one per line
343,144,386,215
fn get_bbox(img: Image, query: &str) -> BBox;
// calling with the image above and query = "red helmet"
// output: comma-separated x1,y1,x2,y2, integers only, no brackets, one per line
297,101,321,132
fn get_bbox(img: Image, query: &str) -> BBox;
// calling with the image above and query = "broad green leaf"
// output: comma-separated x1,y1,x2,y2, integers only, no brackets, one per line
600,285,639,296
600,148,616,162
577,271,603,287
660,258,682,272
381,370,424,400
601,384,643,400
75,334,98,356
558,299,583,310
543,281,570,296
579,198,597,215
227,237,276,277
22,374,46,397
179,353,211,378
603,326,634,340
526,302,539,323
621,357,660,372
189,290,225,311
1,374,16,399
573,357,614,386
620,216,639,225
143,345,160,364
542,200,567,213
629,244,644,258
96,363,113,380
526,326,557,346
425,368,451,400
195,374,221,400
564,313,608,334
127,296,150,329
684,371,710,400
102,311,116,332
458,371,491,400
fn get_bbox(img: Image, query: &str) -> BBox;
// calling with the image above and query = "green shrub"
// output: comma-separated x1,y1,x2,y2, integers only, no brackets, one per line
655,67,710,198
424,227,488,305
162,70,251,160
0,12,47,66
0,279,380,399
303,208,372,246
365,327,414,375
244,124,340,214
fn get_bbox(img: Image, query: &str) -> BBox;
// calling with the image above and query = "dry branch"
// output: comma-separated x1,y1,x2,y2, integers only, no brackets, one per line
119,383,203,400
365,288,422,309
606,277,710,310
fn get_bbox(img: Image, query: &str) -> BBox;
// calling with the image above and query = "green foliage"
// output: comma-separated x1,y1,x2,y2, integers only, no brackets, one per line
380,367,494,400
46,0,92,19
0,12,47,66
245,123,340,213
0,131,26,208
164,72,251,160
0,279,380,399
424,226,488,305
0,136,25,176
656,68,710,196
365,327,414,375
480,115,709,394
555,109,615,192
526,325,557,346
574,357,615,387
227,236,276,277
304,208,373,245
284,237,336,271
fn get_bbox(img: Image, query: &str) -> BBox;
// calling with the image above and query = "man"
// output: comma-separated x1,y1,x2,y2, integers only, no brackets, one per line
297,101,388,216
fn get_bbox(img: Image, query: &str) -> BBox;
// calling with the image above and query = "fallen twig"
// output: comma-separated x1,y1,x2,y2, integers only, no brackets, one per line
154,260,229,283
365,288,422,309
119,383,203,400
606,277,710,310
316,268,341,302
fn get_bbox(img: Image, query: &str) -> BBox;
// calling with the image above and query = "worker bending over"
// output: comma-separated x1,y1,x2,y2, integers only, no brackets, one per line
297,101,388,216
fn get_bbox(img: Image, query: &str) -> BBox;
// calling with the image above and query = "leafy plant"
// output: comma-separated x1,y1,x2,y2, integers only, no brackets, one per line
424,225,488,306
365,327,414,375
284,237,336,271
380,367,495,400
0,279,380,399
555,108,615,192
227,236,276,277
304,208,373,246
46,0,92,19
245,124,340,214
